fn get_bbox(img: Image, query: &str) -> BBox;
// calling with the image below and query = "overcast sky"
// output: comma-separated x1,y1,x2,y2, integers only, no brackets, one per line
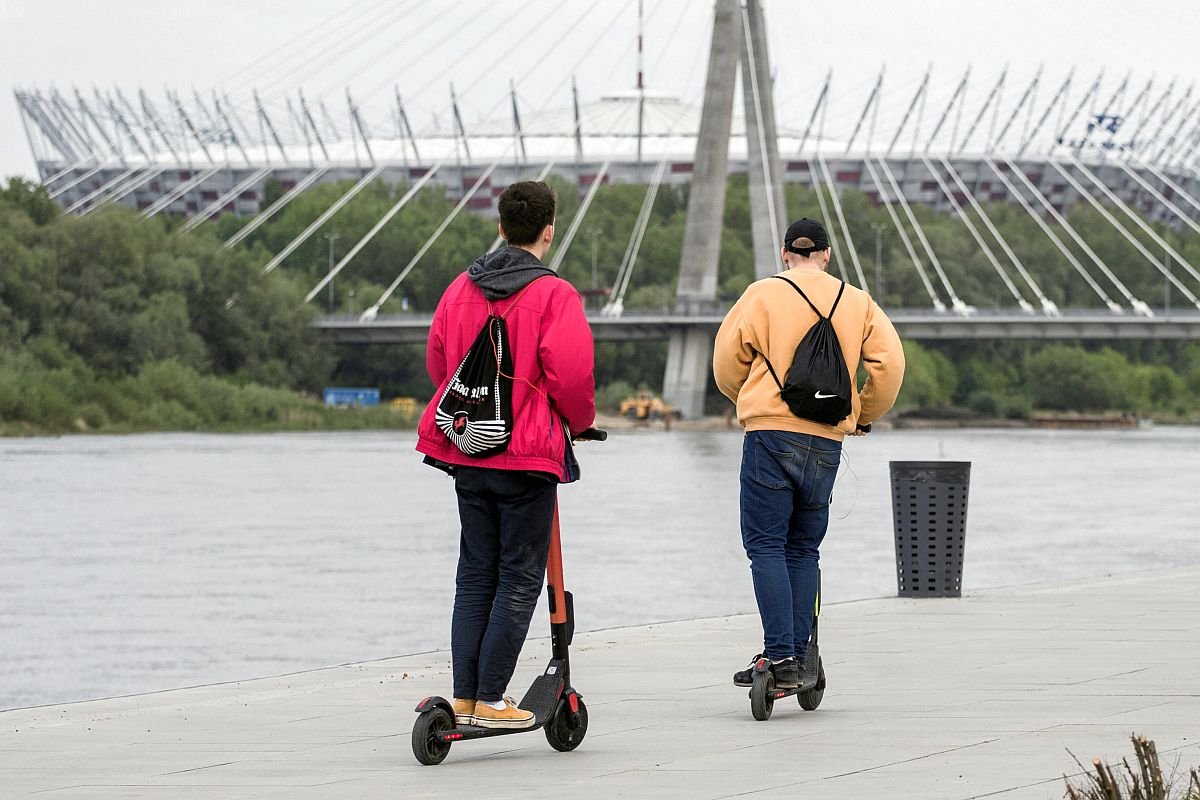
3,0,1199,179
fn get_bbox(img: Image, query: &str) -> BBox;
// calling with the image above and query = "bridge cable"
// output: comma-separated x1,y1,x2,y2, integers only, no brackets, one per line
1000,157,1155,314
860,156,945,311
874,155,974,314
933,156,1057,314
1152,96,1200,165
602,159,668,317
1124,79,1175,159
1163,109,1200,171
983,155,1146,314
209,0,392,95
79,168,167,214
548,161,613,273
810,160,848,283
270,0,628,275
808,72,866,287
919,156,1033,312
66,165,164,214
1049,161,1198,309
1139,84,1192,161
179,167,273,233
1058,154,1200,297
139,164,228,219
231,0,427,118
320,0,644,319
1126,155,1200,225
50,0,417,181
61,86,217,211
223,168,328,248
333,0,555,119
814,156,866,287
1100,76,1153,153
302,160,444,304
306,164,446,304
595,33,713,315
412,0,647,274
360,163,505,320
260,164,387,275
358,0,634,153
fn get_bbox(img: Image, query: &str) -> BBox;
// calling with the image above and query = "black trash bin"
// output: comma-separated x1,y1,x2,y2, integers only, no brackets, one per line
890,461,971,598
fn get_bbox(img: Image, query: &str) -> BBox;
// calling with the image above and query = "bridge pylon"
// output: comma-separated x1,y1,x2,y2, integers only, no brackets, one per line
663,0,786,420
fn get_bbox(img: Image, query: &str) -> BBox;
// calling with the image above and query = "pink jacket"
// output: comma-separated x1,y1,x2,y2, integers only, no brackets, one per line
416,270,596,480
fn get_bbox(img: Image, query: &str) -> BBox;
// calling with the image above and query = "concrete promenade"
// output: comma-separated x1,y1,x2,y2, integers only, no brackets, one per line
3,566,1198,799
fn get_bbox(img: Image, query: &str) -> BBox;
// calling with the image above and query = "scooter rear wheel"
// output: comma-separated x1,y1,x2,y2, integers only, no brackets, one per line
411,707,453,765
798,659,826,711
545,697,588,752
749,669,775,721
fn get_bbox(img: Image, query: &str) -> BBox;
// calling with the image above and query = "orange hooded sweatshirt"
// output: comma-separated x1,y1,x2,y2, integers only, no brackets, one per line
713,267,905,441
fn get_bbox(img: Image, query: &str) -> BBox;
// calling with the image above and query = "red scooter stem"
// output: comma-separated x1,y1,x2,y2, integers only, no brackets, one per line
547,502,567,625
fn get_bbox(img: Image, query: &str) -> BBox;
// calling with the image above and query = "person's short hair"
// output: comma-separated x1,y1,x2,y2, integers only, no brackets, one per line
498,181,556,246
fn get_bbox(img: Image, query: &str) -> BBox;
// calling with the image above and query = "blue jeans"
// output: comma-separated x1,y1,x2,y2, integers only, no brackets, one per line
740,430,842,662
451,467,556,703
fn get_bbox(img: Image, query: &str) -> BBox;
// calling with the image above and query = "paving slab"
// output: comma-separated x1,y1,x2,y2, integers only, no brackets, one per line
3,566,1199,799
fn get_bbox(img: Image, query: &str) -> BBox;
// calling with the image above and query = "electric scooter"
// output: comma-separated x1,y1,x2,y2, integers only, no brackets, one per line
411,428,607,765
747,571,826,720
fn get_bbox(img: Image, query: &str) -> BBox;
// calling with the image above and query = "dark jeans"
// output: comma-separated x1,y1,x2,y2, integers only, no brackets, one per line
740,430,842,662
451,467,556,703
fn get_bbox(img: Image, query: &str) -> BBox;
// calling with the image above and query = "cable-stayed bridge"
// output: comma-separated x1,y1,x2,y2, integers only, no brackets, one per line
13,0,1200,415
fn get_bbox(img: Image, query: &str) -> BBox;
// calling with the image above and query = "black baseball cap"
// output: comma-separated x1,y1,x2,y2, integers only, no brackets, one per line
783,217,830,255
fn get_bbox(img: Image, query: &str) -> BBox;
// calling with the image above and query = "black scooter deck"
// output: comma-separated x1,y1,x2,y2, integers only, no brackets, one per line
519,666,566,726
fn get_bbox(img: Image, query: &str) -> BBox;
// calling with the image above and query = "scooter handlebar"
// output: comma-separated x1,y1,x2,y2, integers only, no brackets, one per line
574,427,607,442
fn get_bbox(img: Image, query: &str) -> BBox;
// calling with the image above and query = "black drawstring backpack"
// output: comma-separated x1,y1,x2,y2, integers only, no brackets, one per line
762,276,853,426
434,313,515,457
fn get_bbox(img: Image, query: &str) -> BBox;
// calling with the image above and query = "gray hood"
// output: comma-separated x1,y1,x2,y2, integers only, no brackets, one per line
467,246,555,300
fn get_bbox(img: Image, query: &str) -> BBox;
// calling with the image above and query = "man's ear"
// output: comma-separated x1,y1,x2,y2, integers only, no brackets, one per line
497,222,506,241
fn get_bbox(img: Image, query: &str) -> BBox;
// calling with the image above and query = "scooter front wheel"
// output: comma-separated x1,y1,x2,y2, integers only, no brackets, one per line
749,669,775,721
545,695,588,752
412,707,454,765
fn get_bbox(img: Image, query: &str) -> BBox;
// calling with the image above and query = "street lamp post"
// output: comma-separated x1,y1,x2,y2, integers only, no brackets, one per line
589,229,600,289
589,228,601,310
871,223,886,302
1164,246,1171,314
323,232,340,311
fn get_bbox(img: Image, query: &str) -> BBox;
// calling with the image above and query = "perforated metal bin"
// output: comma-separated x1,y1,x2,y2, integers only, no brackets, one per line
889,461,971,598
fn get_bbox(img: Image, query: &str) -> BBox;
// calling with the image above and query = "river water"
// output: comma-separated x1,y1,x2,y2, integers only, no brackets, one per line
2,426,1198,710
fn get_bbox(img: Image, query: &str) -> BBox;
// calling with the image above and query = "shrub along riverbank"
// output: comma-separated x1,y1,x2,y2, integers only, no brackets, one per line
0,350,415,436
3,175,1200,436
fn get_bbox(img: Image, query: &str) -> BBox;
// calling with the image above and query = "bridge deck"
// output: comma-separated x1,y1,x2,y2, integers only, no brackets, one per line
315,309,1200,344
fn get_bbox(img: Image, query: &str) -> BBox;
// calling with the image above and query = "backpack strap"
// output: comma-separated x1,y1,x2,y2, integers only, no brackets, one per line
762,353,784,390
773,275,845,319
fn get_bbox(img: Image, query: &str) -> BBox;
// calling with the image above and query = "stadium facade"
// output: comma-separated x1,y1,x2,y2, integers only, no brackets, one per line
14,77,1200,230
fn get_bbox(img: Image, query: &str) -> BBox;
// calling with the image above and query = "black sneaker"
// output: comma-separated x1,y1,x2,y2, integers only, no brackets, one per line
773,657,800,689
733,654,800,688
733,653,766,687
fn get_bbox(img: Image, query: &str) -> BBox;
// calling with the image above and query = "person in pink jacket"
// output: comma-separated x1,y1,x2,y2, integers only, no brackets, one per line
416,181,595,729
